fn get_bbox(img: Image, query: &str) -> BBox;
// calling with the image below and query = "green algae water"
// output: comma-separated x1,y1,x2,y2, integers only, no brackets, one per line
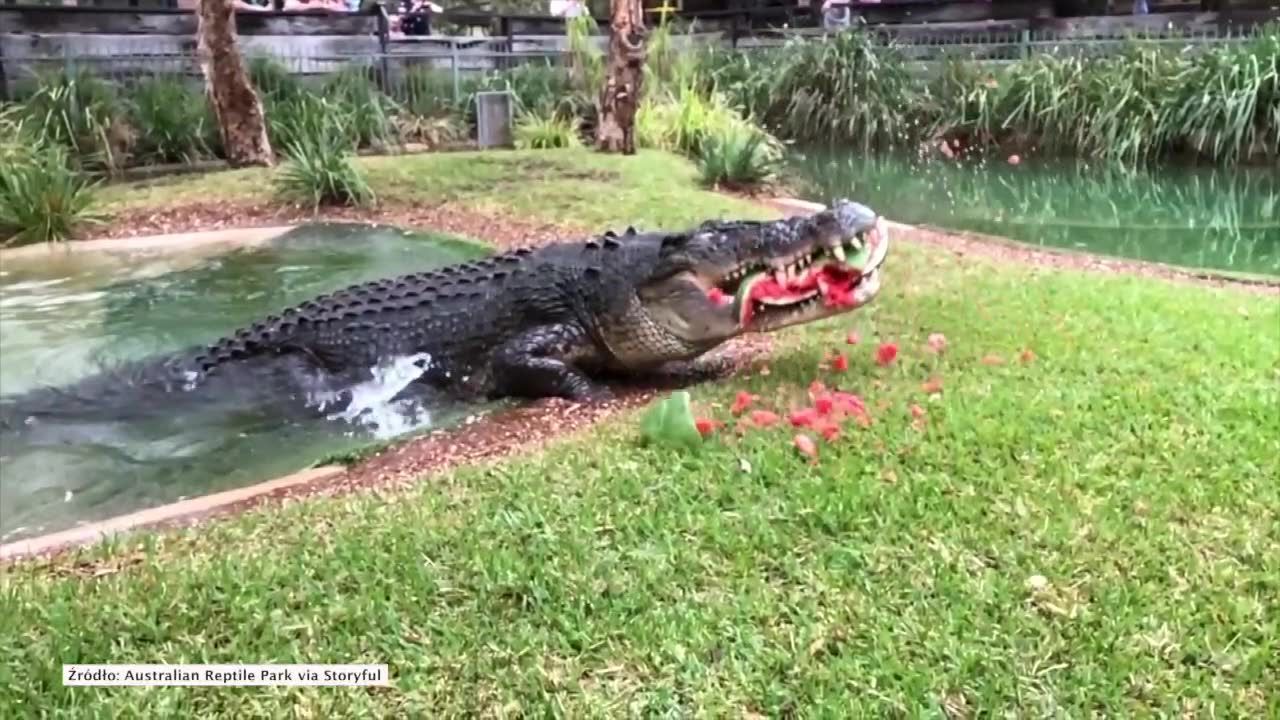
786,149,1280,277
0,223,491,544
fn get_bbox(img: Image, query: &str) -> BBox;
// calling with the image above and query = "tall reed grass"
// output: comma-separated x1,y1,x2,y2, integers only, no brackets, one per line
927,24,1280,164
699,23,1279,166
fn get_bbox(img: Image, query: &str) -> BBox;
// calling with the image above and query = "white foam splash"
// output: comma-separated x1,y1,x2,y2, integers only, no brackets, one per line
309,353,436,439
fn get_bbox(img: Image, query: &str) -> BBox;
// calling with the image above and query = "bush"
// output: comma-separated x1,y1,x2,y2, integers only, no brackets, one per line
125,75,217,164
392,113,466,148
321,67,398,150
748,30,923,151
697,124,782,189
636,83,761,158
248,56,305,103
514,112,582,149
928,23,1280,165
0,139,103,246
272,98,375,209
399,68,470,120
13,68,133,173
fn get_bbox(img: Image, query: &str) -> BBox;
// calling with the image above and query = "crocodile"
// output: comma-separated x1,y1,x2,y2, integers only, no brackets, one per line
0,199,890,429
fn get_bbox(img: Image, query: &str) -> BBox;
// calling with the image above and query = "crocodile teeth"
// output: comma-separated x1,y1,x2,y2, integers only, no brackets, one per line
759,289,819,306
832,245,847,263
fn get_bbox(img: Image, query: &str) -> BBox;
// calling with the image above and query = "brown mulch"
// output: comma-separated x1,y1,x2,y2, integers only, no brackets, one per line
96,200,589,252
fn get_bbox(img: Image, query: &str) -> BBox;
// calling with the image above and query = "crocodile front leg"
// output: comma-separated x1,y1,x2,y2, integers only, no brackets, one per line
491,324,612,402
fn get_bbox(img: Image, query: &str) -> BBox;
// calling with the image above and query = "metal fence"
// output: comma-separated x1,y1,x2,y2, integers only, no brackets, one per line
1,24,1269,107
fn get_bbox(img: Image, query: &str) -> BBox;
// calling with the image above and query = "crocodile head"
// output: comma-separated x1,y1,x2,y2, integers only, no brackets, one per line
632,199,889,356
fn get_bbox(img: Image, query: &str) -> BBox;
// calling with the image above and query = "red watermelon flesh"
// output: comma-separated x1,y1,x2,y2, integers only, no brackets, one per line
733,264,862,326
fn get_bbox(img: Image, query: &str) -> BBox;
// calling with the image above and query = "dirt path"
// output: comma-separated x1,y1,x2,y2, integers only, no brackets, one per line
7,194,1274,562
97,199,588,252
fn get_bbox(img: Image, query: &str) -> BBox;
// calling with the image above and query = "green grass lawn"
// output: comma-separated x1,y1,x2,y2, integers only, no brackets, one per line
4,150,1279,717
99,148,772,231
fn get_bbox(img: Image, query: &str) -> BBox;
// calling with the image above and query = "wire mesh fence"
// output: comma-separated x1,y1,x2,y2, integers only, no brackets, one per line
1,22,1267,107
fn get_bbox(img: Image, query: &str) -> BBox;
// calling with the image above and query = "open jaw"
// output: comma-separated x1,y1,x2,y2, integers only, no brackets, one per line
707,216,891,332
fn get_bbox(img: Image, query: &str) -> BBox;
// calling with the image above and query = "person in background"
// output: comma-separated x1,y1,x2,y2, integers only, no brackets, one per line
398,0,442,36
821,0,850,30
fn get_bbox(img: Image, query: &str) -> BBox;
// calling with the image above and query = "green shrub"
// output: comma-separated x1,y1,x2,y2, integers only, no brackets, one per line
266,93,359,157
0,142,103,246
636,84,760,158
125,75,216,164
13,68,132,173
697,124,781,189
467,63,590,125
399,68,469,120
751,29,922,151
272,97,375,209
514,112,582,149
566,13,605,95
392,112,466,148
248,56,305,103
1168,25,1279,164
321,67,398,150
928,25,1280,166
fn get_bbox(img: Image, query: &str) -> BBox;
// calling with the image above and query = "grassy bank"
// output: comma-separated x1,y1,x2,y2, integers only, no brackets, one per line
2,150,1278,716
94,148,771,231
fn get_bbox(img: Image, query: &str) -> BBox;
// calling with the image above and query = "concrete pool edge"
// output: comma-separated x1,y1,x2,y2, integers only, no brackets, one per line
0,465,348,562
0,225,299,261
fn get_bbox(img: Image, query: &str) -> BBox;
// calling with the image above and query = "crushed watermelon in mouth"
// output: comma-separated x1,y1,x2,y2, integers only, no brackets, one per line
729,264,863,326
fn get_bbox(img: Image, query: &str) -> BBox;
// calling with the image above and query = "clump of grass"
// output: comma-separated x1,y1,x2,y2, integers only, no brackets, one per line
636,81,768,158
392,112,466,148
125,75,216,164
321,66,398,151
0,134,103,246
248,56,305,103
12,67,133,174
514,112,582,150
751,29,923,151
697,123,781,189
566,13,605,95
398,68,468,120
930,23,1280,166
1168,25,1280,164
272,97,375,209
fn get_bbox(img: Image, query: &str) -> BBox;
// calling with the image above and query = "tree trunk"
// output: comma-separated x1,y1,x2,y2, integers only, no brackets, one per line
595,0,647,154
196,0,274,168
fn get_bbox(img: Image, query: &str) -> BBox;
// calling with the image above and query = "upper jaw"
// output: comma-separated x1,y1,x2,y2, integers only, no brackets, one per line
756,199,881,284
738,211,890,332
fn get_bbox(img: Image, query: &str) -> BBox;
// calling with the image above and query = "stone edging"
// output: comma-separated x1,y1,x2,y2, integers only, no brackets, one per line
0,225,298,261
0,466,346,561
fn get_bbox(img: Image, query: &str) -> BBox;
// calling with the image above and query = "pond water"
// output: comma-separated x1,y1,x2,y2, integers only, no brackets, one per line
786,148,1280,277
0,223,493,544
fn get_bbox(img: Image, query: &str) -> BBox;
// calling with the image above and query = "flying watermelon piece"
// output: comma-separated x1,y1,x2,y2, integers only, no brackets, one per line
639,390,705,450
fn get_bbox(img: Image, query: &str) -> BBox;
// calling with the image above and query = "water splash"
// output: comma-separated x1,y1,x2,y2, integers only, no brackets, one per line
310,353,437,440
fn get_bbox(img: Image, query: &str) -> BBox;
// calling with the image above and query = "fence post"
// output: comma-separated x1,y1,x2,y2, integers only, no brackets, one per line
374,1,391,93
0,39,8,103
451,40,459,103
1019,28,1030,59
